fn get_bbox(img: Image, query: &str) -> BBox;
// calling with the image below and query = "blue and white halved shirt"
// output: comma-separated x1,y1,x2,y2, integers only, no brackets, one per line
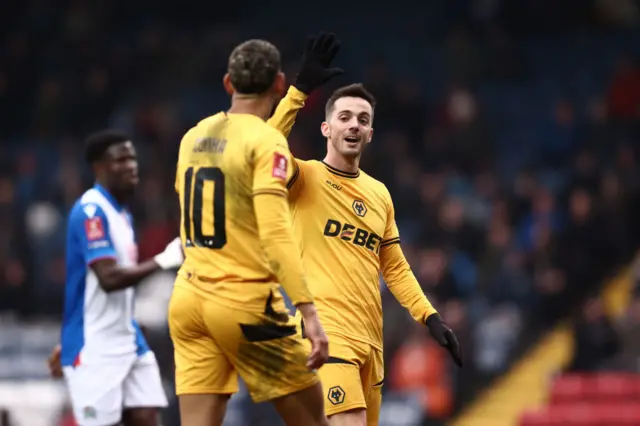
61,184,149,366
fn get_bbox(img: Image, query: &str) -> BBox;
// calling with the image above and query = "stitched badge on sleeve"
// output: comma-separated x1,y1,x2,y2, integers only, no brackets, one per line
272,152,288,180
84,217,105,241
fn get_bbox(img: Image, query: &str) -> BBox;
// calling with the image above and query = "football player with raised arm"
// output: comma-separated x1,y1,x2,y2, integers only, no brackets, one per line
266,33,463,426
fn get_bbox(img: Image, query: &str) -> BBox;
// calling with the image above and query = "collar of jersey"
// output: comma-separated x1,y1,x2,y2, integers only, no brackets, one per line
94,183,124,212
322,161,360,179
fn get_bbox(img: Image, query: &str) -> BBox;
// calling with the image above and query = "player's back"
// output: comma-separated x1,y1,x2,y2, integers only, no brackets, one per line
175,112,283,305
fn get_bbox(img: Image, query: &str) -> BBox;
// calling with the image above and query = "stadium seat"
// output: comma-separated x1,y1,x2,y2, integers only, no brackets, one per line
550,373,640,404
520,410,557,426
521,403,640,426
596,403,640,426
520,404,596,426
549,375,585,403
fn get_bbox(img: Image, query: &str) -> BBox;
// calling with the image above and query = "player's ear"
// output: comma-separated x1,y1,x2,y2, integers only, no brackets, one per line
272,72,286,97
223,73,234,95
320,121,330,138
366,127,374,144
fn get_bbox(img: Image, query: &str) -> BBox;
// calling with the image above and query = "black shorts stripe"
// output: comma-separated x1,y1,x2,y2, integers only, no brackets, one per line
326,356,357,366
240,323,297,342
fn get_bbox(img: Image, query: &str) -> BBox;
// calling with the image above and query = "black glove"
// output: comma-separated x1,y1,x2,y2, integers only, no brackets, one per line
294,32,344,94
426,313,463,367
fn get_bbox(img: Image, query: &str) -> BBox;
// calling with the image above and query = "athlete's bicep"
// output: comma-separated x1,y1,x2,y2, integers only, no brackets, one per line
252,132,293,196
90,257,119,284
71,203,117,266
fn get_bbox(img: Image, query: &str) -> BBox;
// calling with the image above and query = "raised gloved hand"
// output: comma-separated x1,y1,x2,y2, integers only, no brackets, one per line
154,237,184,270
426,313,463,367
294,32,344,94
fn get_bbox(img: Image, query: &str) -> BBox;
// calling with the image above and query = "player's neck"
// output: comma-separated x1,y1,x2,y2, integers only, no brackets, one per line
228,96,272,121
96,181,126,206
323,152,360,174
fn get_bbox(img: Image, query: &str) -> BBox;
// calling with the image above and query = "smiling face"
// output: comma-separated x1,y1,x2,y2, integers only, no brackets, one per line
322,96,374,159
96,141,139,197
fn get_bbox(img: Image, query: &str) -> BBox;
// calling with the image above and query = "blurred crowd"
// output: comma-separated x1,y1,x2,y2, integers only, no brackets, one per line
1,1,640,425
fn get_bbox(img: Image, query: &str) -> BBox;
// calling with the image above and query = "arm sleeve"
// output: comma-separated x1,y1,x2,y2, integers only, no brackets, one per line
267,86,308,139
380,193,437,323
175,164,180,193
267,86,308,197
286,160,306,201
252,130,294,196
252,132,313,306
71,203,118,266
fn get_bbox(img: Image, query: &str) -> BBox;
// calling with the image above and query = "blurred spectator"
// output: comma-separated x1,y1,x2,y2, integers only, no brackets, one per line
474,304,523,375
568,296,620,372
595,0,640,27
389,321,454,420
606,288,640,372
607,57,640,120
417,248,462,303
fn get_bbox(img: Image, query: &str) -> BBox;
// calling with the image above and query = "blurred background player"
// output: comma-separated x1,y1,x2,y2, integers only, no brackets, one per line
168,39,330,426
49,130,184,426
267,34,462,426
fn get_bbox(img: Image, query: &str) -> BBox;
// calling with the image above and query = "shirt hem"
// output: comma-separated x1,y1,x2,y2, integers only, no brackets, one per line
323,327,383,352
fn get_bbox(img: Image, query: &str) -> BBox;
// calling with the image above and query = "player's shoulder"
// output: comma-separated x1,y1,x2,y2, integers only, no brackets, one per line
68,192,108,228
249,117,288,144
359,169,392,197
74,188,108,213
298,159,323,171
357,170,394,213
246,124,289,157
180,113,224,143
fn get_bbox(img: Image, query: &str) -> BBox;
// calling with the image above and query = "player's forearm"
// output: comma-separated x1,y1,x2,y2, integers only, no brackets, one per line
92,259,160,292
267,86,308,138
253,193,314,306
381,243,437,323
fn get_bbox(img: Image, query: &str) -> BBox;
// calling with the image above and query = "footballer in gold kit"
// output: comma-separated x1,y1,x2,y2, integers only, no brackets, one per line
169,39,330,426
266,33,463,426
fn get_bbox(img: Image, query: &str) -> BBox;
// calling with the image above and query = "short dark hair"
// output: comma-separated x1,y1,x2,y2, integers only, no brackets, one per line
84,129,130,163
325,83,376,118
228,39,281,95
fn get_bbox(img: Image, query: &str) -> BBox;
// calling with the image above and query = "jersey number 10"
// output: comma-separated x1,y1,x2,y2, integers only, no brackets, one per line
182,166,227,249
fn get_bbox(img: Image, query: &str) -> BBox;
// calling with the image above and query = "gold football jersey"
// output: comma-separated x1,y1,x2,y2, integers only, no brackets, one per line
175,112,311,309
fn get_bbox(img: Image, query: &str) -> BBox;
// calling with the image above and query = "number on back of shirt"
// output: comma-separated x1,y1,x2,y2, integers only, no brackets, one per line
182,166,227,249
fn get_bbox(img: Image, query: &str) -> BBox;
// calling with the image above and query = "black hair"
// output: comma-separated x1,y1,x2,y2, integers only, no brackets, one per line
84,129,130,163
228,39,281,95
325,83,376,118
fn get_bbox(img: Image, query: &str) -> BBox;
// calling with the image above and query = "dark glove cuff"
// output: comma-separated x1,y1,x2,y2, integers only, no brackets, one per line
426,313,442,326
293,81,311,95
